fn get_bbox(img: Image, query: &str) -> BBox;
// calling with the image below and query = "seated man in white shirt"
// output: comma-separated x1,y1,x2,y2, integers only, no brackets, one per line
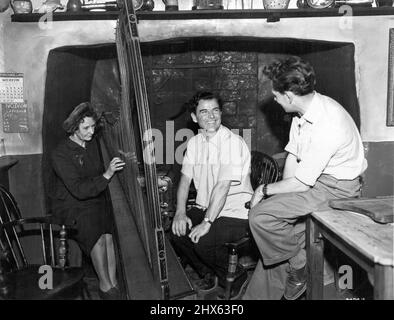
170,91,253,299
243,56,367,300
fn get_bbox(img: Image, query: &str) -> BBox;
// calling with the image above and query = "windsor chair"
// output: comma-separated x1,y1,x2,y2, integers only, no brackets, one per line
0,185,86,300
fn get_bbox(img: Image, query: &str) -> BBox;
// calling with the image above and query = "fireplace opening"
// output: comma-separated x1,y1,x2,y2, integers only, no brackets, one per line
42,37,360,197
39,37,362,292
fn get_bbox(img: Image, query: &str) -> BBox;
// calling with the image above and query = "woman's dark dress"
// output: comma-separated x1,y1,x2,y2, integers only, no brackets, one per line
50,137,114,255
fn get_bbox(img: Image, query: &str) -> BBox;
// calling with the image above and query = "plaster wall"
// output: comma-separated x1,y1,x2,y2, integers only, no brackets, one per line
0,13,5,71
0,6,394,155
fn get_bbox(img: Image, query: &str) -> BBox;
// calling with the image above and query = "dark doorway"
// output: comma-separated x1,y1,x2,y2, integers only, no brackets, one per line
42,38,360,185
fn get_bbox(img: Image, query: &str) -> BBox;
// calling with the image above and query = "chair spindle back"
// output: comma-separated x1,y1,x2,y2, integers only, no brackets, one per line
250,151,280,190
0,186,63,271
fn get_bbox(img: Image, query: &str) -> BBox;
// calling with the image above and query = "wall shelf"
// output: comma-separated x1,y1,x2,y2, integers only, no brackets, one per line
10,7,394,23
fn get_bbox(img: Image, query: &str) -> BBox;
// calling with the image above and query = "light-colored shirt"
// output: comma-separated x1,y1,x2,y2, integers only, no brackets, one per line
181,125,253,219
285,92,367,186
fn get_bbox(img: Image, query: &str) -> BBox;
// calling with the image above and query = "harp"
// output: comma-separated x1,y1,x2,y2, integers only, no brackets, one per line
97,0,194,299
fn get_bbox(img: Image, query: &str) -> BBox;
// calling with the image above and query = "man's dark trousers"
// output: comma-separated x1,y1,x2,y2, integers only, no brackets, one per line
169,206,249,286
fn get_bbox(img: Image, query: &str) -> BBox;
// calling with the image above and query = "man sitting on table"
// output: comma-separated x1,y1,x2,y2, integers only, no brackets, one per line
243,56,367,300
170,91,253,298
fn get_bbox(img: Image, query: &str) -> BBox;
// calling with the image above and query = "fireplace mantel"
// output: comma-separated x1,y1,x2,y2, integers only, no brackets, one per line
10,7,394,23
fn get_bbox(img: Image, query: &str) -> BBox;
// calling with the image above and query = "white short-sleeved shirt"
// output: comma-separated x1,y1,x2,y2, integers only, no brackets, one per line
181,125,253,219
285,92,367,186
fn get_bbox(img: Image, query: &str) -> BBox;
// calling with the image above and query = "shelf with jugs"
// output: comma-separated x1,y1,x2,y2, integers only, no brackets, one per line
0,0,394,14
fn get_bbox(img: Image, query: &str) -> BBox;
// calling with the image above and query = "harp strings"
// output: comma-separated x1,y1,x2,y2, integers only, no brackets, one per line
120,1,163,231
114,0,170,294
108,22,154,263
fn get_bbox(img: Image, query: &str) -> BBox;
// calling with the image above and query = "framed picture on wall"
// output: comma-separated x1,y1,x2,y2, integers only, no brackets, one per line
387,28,394,126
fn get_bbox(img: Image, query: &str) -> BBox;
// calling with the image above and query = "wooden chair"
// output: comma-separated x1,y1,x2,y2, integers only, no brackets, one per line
0,184,22,223
0,185,87,300
223,151,280,299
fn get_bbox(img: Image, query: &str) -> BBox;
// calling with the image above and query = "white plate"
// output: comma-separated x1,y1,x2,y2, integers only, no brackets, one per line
307,0,335,8
89,8,106,11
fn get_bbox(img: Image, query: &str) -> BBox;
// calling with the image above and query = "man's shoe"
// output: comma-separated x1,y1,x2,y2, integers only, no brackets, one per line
197,273,218,292
230,271,249,300
283,265,307,300
218,272,249,300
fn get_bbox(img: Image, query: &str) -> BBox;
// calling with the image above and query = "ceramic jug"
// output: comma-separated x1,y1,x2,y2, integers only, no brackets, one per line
66,0,82,12
140,0,154,10
11,0,33,13
162,0,178,10
375,0,393,6
192,0,223,10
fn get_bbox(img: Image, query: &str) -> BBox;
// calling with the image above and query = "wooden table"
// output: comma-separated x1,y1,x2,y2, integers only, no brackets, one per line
306,209,394,300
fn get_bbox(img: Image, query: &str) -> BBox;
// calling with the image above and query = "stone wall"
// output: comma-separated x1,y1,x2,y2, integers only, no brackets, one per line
143,47,285,157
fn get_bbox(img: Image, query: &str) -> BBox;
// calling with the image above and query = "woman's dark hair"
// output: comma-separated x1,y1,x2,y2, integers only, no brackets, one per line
187,91,223,114
62,102,100,134
263,56,316,96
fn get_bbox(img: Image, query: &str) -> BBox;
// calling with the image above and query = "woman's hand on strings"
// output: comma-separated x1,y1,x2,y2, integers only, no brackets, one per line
103,157,126,180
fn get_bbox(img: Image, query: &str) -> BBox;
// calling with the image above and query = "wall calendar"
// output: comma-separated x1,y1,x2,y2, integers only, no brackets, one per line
1,102,29,133
0,73,24,103
0,73,28,133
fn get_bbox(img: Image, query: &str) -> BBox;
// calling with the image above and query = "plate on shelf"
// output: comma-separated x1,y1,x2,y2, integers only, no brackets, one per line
306,0,335,7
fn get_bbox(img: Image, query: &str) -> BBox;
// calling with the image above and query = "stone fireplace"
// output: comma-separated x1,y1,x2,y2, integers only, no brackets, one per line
42,37,359,174
1,14,394,222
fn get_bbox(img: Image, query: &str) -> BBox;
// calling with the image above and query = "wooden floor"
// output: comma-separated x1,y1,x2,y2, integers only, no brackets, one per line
83,264,373,300
82,263,250,300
